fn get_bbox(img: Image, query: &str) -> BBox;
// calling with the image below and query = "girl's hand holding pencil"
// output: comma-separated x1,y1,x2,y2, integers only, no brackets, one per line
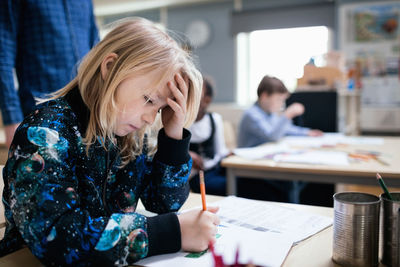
177,205,220,252
178,170,220,252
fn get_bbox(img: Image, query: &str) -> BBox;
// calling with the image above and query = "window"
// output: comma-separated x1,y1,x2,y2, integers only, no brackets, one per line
236,26,331,105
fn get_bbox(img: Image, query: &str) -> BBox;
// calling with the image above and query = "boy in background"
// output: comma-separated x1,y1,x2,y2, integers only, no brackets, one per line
237,75,323,203
238,75,322,148
189,77,230,196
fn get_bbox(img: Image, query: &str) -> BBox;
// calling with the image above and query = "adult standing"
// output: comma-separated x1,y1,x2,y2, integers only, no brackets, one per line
0,0,99,147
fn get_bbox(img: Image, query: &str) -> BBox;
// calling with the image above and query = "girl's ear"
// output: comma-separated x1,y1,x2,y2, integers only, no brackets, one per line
101,53,118,80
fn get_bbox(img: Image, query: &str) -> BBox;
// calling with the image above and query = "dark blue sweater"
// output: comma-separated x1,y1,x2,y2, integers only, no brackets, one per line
0,88,191,266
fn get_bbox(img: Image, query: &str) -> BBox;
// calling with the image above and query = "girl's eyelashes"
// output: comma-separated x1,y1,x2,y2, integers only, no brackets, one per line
144,95,163,113
143,95,153,105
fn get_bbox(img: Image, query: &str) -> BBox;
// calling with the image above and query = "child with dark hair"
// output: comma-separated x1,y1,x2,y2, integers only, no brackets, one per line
189,76,230,196
237,75,323,203
238,75,322,148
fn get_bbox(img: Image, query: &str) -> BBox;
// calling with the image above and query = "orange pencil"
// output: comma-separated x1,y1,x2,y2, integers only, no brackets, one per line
199,170,207,211
348,153,371,161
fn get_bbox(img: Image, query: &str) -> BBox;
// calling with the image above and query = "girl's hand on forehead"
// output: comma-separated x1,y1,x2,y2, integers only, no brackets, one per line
161,73,189,140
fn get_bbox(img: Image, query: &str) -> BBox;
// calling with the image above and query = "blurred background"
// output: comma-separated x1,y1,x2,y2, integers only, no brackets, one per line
92,0,399,136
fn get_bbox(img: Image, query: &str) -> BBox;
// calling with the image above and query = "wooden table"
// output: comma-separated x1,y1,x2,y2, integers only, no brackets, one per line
0,193,339,266
221,136,400,195
179,194,337,267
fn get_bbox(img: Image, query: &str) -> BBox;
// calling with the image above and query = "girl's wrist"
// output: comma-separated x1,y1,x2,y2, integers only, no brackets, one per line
165,127,183,140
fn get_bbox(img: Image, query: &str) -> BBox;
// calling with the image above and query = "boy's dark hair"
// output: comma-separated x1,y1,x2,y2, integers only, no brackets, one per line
257,75,288,97
203,76,214,98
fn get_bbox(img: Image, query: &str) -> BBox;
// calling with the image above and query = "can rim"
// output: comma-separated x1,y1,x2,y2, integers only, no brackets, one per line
333,191,380,204
380,192,400,202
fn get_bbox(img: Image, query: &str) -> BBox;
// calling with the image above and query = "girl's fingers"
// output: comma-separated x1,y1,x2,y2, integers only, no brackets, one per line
183,75,190,98
175,73,188,95
174,73,188,102
166,97,182,114
213,216,221,226
168,81,185,110
207,206,219,213
177,73,189,100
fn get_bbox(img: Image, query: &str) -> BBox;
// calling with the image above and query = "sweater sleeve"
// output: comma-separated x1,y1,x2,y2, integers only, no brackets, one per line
5,121,109,265
138,128,192,252
140,128,191,213
238,106,292,147
286,121,310,136
4,112,181,265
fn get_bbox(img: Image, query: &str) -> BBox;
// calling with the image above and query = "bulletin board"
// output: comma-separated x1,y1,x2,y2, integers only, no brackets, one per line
338,1,400,132
339,0,399,75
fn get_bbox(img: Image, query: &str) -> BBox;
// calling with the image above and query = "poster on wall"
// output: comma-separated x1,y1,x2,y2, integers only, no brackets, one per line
339,1,400,132
353,4,399,42
339,1,399,76
339,1,399,59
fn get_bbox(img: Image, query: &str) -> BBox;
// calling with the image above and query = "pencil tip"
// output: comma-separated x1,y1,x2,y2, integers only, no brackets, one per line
376,173,382,179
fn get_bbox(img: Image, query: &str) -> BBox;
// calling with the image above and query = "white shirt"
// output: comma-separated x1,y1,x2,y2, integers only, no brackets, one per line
189,112,229,171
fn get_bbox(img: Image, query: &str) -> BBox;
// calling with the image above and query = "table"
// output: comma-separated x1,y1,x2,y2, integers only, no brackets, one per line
0,193,339,266
221,136,400,195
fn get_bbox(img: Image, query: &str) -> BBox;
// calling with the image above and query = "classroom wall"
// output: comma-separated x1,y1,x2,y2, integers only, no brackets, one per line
96,0,387,103
168,2,235,103
166,0,336,103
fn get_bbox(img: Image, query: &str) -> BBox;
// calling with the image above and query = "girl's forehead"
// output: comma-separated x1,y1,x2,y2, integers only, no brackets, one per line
125,68,173,91
149,81,174,100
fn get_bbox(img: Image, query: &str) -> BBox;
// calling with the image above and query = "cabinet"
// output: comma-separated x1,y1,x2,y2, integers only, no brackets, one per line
360,76,400,133
338,90,361,135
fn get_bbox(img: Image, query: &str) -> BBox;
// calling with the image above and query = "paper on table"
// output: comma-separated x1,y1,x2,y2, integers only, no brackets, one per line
213,223,293,266
233,143,290,160
282,134,384,147
340,136,384,145
136,222,293,267
273,150,349,166
215,196,332,244
135,196,331,267
281,133,343,148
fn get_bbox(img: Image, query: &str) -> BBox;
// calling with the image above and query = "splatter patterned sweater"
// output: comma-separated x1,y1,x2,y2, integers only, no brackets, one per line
0,87,191,266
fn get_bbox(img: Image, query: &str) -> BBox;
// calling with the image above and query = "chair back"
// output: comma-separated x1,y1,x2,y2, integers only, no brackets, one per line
286,91,338,132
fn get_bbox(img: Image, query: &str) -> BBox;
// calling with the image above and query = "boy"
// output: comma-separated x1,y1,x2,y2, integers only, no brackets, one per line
237,75,323,203
238,75,322,148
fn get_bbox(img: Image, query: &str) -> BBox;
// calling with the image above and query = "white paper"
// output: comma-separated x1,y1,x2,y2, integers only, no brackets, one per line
273,150,349,166
215,196,332,244
339,136,384,145
213,223,293,266
136,196,332,267
282,134,384,147
233,143,290,160
282,133,344,148
136,223,293,267
135,250,214,267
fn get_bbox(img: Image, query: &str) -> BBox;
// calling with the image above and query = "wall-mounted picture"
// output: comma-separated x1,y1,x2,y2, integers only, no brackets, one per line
352,3,399,42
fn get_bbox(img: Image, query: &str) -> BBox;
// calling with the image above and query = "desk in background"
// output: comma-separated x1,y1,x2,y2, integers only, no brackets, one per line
222,136,400,196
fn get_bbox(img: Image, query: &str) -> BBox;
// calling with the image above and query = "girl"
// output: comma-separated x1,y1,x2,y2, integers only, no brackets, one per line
0,18,220,266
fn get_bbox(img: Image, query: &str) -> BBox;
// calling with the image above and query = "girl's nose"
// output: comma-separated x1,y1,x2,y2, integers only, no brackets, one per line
142,110,157,125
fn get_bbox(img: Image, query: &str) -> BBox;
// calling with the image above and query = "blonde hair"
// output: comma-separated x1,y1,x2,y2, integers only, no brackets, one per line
49,17,202,165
